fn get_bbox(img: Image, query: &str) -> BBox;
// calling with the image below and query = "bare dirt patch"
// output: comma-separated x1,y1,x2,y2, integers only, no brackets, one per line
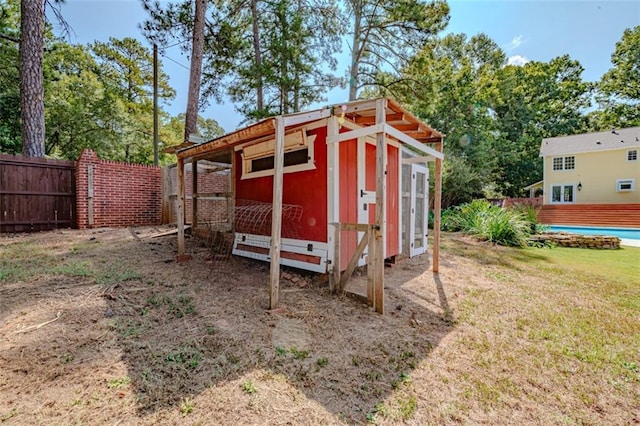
1,228,638,425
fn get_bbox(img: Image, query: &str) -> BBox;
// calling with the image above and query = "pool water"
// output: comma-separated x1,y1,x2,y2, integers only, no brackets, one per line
547,226,640,241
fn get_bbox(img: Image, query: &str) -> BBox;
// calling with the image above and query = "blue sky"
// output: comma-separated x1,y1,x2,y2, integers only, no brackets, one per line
53,0,640,132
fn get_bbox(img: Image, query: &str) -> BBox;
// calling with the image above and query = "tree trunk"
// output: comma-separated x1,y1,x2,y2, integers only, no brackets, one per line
184,0,205,142
20,0,45,157
250,0,264,116
348,3,361,101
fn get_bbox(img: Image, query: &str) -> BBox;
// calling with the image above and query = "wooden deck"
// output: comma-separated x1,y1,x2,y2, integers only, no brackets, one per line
538,204,640,228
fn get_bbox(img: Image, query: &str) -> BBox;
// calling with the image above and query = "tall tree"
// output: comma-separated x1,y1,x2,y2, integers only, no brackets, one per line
142,0,342,122
19,0,45,157
590,26,640,129
391,33,506,203
487,55,590,196
91,37,176,163
346,0,449,100
184,0,205,141
0,0,21,153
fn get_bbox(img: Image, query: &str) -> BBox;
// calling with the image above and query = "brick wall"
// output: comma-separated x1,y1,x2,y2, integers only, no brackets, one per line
166,163,231,227
76,149,162,229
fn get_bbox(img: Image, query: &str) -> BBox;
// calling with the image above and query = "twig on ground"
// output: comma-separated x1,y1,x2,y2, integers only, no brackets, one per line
13,312,62,334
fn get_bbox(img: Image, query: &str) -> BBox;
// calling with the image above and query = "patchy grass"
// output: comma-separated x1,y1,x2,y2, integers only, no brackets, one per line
0,228,638,425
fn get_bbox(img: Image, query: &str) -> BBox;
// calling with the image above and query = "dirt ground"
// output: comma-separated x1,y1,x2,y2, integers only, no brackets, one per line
0,227,637,425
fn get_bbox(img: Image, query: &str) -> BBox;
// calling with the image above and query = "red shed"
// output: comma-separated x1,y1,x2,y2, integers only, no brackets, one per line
175,98,444,313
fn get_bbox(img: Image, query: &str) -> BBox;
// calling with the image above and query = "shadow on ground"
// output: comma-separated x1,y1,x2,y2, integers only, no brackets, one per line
0,228,462,423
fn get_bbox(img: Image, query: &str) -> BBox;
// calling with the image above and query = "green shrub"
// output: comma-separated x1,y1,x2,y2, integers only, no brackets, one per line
442,199,534,247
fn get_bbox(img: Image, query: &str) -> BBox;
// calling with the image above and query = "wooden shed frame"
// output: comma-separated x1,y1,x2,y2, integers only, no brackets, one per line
175,97,444,313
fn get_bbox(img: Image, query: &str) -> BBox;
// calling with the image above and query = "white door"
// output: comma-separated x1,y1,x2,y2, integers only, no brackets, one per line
409,164,428,257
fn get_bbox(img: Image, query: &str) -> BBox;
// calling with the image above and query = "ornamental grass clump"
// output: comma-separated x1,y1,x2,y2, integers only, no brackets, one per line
442,199,533,247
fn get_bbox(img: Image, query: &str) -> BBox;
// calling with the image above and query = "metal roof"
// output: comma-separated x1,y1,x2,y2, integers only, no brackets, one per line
540,127,640,157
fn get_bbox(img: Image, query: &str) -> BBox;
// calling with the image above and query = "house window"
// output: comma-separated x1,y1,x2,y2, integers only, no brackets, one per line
616,179,635,192
552,156,575,170
240,129,316,179
551,184,575,203
628,150,638,161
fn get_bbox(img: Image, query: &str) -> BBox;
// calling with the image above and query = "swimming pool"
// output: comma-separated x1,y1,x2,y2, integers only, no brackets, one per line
547,225,640,241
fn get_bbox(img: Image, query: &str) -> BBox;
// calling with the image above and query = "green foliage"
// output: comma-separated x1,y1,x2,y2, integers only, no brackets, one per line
241,380,257,394
436,154,484,208
107,376,131,389
442,200,533,247
289,347,309,360
95,264,143,286
347,0,450,99
399,33,590,198
179,397,195,416
165,345,201,369
591,26,640,129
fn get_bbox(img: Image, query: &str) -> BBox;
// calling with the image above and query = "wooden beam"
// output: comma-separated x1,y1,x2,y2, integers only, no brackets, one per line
354,112,403,125
283,108,331,127
340,99,380,114
366,225,374,307
335,223,370,232
373,98,386,314
331,224,340,293
433,141,443,273
402,156,436,164
178,118,275,159
269,116,285,309
326,123,384,145
177,157,186,257
339,228,370,292
192,159,198,228
327,116,340,291
392,123,420,132
383,124,444,159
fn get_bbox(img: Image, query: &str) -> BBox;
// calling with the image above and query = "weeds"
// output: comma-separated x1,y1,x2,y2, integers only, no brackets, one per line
60,353,74,364
241,380,257,394
166,345,201,369
179,397,195,416
316,357,329,367
289,347,309,360
96,264,142,286
166,295,196,318
107,377,131,389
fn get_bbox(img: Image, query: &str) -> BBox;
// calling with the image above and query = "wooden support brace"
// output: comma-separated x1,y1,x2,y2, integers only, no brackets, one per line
331,224,340,293
339,228,370,292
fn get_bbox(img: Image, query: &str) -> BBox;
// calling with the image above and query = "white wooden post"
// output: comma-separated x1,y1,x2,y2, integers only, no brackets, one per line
433,141,443,273
269,116,285,309
373,98,386,314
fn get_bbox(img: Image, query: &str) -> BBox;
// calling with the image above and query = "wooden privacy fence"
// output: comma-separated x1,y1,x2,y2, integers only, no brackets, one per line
0,155,76,233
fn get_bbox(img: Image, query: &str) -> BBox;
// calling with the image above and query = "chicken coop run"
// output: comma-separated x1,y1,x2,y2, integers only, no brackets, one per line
173,98,444,313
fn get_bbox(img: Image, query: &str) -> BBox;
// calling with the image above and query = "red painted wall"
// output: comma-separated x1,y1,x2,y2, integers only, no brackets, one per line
386,144,399,257
76,149,161,229
235,126,328,242
339,138,358,270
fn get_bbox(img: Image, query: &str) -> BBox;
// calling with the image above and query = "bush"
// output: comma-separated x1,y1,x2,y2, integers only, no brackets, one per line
441,199,534,247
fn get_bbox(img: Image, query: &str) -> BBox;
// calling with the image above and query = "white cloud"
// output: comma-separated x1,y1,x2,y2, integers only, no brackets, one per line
507,55,530,66
505,35,525,51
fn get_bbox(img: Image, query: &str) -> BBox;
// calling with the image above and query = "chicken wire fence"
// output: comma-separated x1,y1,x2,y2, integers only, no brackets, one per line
166,162,304,273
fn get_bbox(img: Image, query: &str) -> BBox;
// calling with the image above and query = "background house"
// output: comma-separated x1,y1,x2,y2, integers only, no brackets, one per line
537,127,640,227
